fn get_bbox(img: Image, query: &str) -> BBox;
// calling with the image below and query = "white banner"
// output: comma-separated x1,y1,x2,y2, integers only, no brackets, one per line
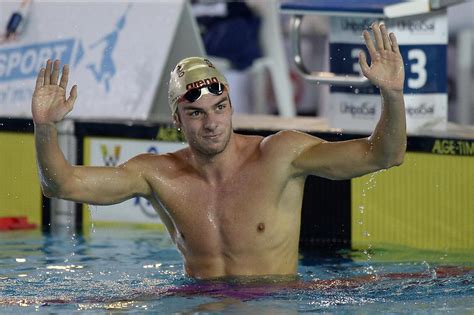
330,12,447,45
86,137,187,225
0,1,185,119
329,93,448,132
328,11,448,133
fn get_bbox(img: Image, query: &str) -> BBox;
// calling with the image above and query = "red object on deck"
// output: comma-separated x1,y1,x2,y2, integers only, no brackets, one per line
0,216,37,231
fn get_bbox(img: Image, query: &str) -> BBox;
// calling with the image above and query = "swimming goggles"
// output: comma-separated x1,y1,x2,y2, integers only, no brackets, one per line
180,82,225,103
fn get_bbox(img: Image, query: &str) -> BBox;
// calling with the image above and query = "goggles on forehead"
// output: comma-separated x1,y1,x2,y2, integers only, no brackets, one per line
179,82,225,103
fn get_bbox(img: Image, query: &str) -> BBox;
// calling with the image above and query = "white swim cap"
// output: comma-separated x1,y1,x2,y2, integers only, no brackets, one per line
168,57,229,115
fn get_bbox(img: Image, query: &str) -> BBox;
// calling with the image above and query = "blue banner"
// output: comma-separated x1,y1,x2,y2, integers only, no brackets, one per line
329,43,447,94
0,39,75,82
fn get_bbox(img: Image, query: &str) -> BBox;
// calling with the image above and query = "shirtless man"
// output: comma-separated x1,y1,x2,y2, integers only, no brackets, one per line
32,23,406,279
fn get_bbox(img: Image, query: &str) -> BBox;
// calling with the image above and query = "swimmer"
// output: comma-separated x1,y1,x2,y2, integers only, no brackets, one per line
32,23,406,279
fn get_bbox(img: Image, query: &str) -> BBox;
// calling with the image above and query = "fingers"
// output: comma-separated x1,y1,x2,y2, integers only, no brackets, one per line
35,68,45,90
66,85,78,110
363,30,376,59
50,60,61,85
44,59,52,85
389,32,400,54
365,22,400,55
371,22,384,51
366,22,393,51
59,64,69,89
41,59,71,89
380,24,391,50
358,51,370,76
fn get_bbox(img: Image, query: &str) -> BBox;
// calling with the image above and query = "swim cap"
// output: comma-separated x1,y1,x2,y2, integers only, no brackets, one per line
168,57,229,115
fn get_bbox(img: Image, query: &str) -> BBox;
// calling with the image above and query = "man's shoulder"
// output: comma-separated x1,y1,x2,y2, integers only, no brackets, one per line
260,130,325,159
262,129,318,148
126,148,190,169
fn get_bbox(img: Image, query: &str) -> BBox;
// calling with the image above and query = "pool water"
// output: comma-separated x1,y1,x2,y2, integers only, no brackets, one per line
0,227,473,314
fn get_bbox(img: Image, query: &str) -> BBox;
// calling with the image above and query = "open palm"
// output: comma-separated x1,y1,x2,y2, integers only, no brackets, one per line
359,23,404,92
32,60,77,124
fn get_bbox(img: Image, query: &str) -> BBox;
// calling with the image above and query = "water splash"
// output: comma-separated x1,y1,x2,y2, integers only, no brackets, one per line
88,205,98,233
358,172,379,273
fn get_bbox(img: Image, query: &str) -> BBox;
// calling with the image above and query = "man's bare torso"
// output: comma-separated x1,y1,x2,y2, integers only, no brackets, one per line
139,133,306,279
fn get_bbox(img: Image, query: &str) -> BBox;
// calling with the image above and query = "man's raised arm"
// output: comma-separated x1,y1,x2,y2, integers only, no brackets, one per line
32,60,150,205
289,22,406,180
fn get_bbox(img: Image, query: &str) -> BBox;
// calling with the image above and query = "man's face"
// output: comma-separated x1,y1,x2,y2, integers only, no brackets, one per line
175,89,233,157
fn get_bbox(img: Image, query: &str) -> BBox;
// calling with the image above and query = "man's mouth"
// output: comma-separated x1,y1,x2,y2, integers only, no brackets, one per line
203,133,221,140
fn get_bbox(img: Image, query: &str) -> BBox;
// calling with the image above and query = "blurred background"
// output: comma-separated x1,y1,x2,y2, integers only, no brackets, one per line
190,0,473,125
0,0,472,126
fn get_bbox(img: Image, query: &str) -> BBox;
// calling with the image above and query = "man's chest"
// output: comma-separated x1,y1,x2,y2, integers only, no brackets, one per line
150,166,292,252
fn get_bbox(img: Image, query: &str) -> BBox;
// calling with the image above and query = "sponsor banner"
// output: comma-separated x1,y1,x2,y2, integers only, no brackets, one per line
328,11,447,132
0,1,184,119
86,138,187,224
430,139,474,156
330,12,447,45
329,93,447,132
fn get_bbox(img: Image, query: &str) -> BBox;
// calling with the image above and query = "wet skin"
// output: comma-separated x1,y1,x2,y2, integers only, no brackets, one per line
33,23,407,279
141,92,306,278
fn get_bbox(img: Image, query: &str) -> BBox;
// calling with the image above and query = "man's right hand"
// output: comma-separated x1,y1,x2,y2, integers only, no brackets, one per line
32,59,77,125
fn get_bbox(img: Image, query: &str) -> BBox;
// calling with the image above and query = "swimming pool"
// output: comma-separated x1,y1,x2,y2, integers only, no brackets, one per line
1,227,472,314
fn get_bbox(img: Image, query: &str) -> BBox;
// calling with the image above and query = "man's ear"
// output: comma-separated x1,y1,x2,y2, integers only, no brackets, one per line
173,112,182,129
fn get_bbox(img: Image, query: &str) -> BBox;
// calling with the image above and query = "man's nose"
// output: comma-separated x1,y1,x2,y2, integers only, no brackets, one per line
203,113,218,131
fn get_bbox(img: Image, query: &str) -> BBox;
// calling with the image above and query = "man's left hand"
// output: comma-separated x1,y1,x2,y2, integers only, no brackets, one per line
359,22,404,93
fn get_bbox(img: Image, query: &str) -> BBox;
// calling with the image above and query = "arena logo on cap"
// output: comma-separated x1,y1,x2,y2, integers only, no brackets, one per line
186,77,218,90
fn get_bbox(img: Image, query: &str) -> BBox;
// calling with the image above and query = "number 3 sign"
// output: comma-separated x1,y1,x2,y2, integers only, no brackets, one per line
328,12,448,133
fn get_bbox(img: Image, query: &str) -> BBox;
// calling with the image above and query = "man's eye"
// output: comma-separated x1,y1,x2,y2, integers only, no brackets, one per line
189,111,200,117
217,104,226,110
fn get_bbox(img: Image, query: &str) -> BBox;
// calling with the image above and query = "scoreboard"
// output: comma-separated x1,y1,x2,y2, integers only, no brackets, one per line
329,12,448,132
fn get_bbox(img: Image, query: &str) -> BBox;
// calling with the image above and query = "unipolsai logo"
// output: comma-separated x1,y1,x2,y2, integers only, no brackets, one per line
340,101,376,119
340,18,373,33
406,103,435,117
393,19,435,34
100,144,121,166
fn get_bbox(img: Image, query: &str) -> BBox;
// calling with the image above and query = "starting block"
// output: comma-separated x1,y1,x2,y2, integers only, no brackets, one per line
280,0,464,132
